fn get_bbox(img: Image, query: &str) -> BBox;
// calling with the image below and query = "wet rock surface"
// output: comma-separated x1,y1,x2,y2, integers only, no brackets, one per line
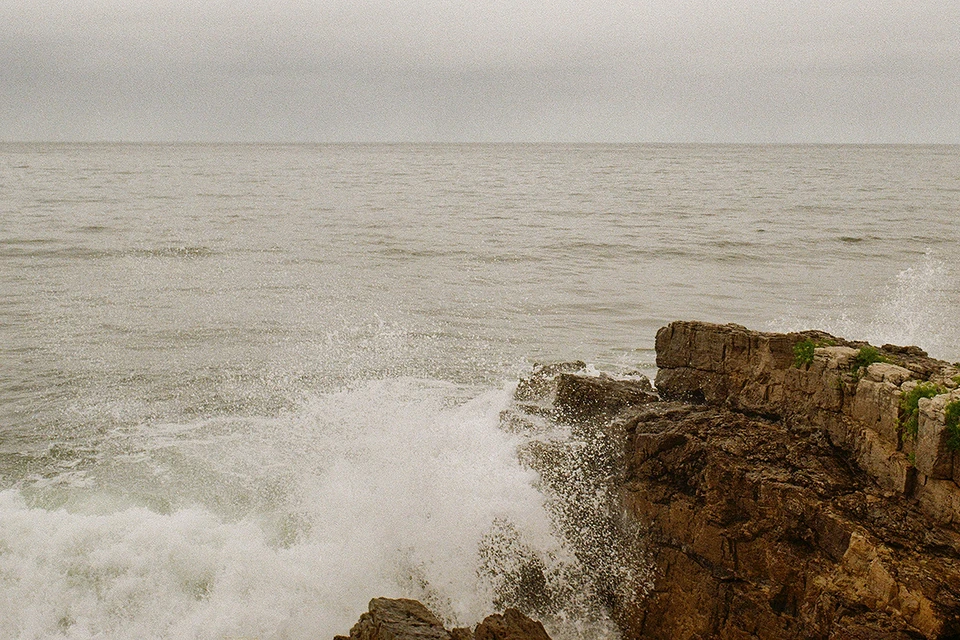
473,609,553,640
334,598,451,640
334,599,552,640
554,373,657,428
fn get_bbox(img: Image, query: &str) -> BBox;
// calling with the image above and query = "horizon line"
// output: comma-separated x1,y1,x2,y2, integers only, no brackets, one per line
2,140,959,147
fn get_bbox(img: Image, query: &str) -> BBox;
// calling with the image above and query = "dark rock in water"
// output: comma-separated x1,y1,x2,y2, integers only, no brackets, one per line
336,598,451,640
510,368,657,634
514,361,586,403
474,609,552,640
335,599,552,640
554,373,657,427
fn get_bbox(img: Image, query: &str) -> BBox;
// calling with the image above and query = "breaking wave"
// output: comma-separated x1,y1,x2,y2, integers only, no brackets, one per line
0,379,623,640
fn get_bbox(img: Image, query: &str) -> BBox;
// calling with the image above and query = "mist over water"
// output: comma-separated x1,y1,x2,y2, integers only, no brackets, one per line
1,143,958,638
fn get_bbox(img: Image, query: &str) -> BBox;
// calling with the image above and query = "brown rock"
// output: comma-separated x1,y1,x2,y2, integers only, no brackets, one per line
335,600,552,640
620,400,960,639
652,321,960,511
916,392,960,480
554,373,657,428
514,361,586,403
473,609,551,640
340,598,452,640
512,322,960,639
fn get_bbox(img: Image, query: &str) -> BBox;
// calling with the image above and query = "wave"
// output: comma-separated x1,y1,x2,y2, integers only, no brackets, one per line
0,241,218,261
860,251,957,359
1,379,618,640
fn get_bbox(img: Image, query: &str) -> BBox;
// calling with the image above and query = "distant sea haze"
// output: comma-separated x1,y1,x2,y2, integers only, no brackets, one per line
1,143,958,639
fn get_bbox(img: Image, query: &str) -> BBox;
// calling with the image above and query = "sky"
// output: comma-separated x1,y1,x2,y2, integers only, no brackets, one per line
2,0,958,143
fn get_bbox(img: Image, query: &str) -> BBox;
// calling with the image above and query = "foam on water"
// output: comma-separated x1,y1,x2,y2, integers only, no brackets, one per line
862,252,956,360
1,379,609,640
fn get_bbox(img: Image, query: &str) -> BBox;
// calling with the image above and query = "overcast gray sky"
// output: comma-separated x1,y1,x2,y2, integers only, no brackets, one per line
2,0,958,142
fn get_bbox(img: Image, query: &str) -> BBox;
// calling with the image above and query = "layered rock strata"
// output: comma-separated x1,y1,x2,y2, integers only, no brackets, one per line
621,401,960,638
655,321,960,525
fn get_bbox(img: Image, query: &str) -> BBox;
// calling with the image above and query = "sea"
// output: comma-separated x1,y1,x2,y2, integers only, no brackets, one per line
1,143,958,639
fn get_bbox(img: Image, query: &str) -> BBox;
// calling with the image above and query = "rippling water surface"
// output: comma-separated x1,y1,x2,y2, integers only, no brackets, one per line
1,143,958,639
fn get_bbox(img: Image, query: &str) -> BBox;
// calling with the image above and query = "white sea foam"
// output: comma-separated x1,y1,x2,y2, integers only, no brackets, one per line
861,252,956,360
773,251,959,362
1,379,611,639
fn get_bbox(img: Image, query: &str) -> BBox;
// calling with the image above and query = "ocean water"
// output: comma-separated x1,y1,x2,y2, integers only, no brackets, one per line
1,143,958,639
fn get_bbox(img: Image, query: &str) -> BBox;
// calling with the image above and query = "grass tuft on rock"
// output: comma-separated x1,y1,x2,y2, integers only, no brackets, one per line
945,400,960,451
900,382,944,439
851,346,888,372
793,339,816,368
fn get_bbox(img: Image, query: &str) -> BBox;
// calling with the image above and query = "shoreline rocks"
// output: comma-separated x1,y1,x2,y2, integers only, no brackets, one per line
345,322,960,640
654,321,960,524
620,400,960,638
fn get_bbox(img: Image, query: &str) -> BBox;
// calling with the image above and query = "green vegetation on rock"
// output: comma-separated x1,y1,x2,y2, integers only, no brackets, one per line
793,339,816,368
851,346,888,372
900,382,944,439
945,400,960,451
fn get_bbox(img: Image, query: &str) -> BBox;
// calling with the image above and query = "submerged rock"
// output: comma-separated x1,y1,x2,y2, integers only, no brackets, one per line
334,599,553,640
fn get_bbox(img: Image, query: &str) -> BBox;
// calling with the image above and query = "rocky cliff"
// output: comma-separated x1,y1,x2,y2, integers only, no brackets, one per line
654,321,960,518
507,321,960,639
